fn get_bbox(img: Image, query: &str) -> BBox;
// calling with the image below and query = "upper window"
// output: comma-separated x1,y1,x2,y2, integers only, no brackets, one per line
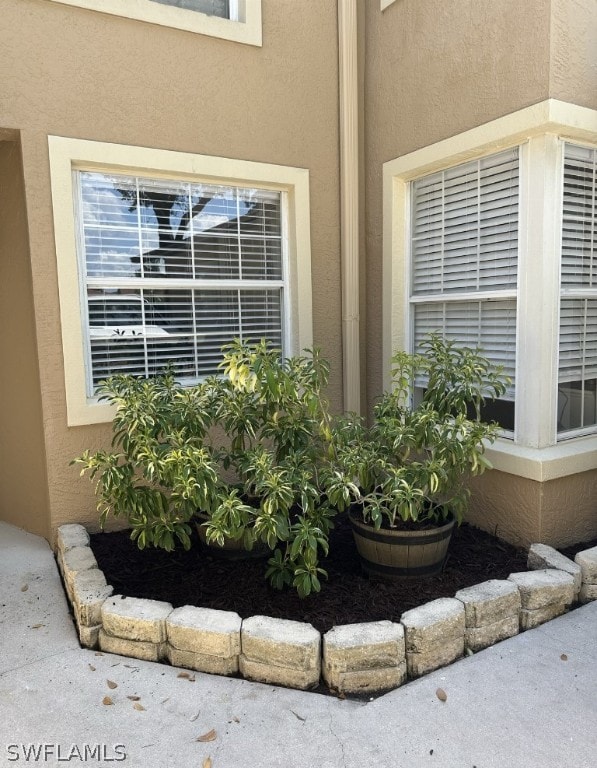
46,0,262,46
78,172,285,394
410,148,519,430
49,136,312,426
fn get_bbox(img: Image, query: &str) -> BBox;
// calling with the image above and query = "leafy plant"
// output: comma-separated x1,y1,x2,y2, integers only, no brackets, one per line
74,341,338,598
326,334,508,528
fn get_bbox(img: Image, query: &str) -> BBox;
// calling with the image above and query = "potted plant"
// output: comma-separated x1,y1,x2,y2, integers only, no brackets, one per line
74,340,338,598
325,334,508,579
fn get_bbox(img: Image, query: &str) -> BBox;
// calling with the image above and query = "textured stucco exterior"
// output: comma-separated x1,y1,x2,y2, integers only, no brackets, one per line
469,469,597,549
0,0,342,535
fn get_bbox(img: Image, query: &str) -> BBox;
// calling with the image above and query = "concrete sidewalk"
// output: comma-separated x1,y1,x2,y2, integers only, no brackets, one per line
1,520,595,768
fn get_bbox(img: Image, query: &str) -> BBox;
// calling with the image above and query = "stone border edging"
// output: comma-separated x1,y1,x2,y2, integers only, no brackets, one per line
55,525,597,696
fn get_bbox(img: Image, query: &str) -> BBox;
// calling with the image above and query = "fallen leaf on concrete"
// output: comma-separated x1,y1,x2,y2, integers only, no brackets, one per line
196,729,217,743
95,652,104,657
203,758,212,768
560,653,568,661
133,703,146,711
436,688,447,702
88,665,96,672
233,716,240,723
21,585,29,592
107,680,118,689
177,672,191,679
127,696,141,702
190,711,201,722
102,696,114,706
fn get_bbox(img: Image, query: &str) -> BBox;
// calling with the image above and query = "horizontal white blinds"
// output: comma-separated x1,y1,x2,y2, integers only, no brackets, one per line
413,301,517,399
561,144,596,288
559,299,597,382
410,148,519,401
78,172,284,393
412,148,519,295
558,144,597,433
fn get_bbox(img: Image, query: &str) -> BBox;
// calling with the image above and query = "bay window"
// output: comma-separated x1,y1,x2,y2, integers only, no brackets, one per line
384,100,597,479
410,148,518,430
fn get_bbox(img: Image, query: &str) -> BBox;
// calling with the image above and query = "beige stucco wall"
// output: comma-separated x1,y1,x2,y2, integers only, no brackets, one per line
0,0,341,537
549,0,597,109
0,140,50,538
469,468,597,549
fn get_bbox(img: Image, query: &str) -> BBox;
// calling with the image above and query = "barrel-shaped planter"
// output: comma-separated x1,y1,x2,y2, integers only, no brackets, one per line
349,510,455,580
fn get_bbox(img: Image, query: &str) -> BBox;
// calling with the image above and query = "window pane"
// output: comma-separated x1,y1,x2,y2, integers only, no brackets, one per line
561,144,597,288
411,148,519,296
413,300,516,429
558,298,597,433
148,0,230,18
78,172,285,392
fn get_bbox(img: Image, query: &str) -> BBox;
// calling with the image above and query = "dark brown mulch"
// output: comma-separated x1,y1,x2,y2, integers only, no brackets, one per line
90,514,530,634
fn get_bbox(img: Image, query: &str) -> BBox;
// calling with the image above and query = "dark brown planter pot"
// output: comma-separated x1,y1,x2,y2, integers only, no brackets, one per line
348,509,455,580
194,513,271,561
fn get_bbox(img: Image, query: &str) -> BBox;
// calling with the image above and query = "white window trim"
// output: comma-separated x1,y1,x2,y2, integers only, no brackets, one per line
49,135,312,426
46,0,262,47
383,99,597,479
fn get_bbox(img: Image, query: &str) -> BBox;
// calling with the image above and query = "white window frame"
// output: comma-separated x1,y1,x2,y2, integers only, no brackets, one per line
383,99,597,481
49,136,312,426
46,0,262,46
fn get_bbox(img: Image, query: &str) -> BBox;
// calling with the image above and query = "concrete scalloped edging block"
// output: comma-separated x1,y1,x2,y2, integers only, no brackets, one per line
528,544,582,595
56,524,90,556
575,545,597,582
101,595,173,643
323,620,406,694
455,579,521,652
508,570,575,630
240,615,321,690
59,546,99,602
99,629,167,662
401,598,465,678
55,525,588,694
71,569,113,627
166,606,242,676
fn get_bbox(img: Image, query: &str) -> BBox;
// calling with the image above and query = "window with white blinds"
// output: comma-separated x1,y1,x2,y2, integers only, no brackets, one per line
77,171,285,395
558,143,597,435
410,148,519,428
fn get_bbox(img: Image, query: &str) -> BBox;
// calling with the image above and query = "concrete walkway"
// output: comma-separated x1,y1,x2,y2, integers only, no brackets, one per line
1,521,596,768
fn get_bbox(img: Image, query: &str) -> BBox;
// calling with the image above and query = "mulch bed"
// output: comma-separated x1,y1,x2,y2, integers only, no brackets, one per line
90,514,533,634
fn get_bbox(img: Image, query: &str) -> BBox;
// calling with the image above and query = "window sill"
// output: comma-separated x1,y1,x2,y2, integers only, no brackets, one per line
485,435,597,482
